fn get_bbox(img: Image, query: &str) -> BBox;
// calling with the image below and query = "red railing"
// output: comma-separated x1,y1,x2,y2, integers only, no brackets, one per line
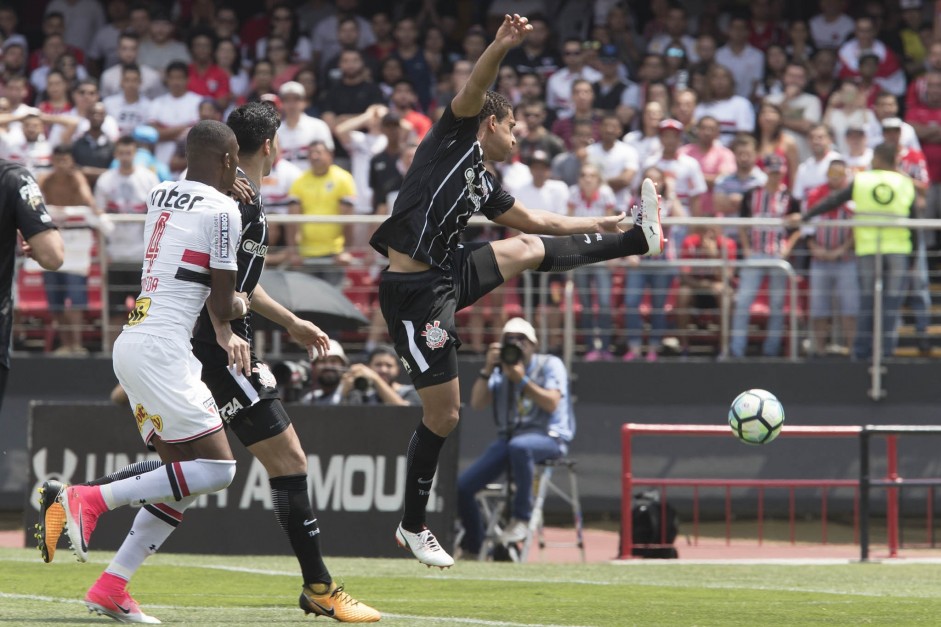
620,424,863,559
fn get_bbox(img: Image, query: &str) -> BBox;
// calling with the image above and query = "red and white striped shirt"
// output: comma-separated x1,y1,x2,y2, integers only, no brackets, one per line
806,181,853,262
740,184,797,256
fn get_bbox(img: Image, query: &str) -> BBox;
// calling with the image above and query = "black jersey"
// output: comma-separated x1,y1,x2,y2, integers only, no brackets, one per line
369,103,515,270
0,160,56,368
192,171,267,359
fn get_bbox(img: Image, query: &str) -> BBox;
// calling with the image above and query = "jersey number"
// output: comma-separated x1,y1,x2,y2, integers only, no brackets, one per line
144,211,171,273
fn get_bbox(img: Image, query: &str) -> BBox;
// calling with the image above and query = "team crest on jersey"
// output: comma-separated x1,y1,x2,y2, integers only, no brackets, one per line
421,320,448,350
18,174,43,209
134,404,163,433
253,363,277,388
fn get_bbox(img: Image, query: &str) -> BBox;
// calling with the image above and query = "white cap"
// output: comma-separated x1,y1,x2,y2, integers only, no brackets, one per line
279,81,306,98
502,317,537,343
314,339,348,364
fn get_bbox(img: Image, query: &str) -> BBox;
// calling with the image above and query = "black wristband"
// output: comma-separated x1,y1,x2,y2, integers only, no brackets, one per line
479,369,491,380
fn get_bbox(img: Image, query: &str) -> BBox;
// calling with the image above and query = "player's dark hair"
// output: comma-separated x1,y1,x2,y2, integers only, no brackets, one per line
186,119,236,159
478,90,512,125
226,101,281,154
165,61,189,77
873,142,897,166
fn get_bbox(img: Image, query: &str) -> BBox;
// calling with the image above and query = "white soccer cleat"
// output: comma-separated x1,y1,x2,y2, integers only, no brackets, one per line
634,177,664,256
395,523,454,568
498,518,530,545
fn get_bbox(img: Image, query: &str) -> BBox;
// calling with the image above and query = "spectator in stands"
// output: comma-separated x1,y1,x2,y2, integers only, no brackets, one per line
623,164,680,362
288,140,356,285
756,102,799,189
70,102,114,185
671,88,697,141
31,35,88,95
809,0,855,50
516,101,564,165
0,110,60,174
459,317,573,554
311,0,375,74
869,91,920,151
689,34,717,93
907,42,941,110
245,60,276,103
213,6,240,47
148,61,201,168
495,65,521,106
714,134,766,222
29,12,85,73
593,44,640,132
0,5,28,58
546,38,602,116
321,50,385,131
502,14,560,82
715,16,765,101
388,79,431,140
906,71,941,249
730,154,800,358
368,112,413,215
803,158,857,358
648,118,706,221
265,34,303,92
551,79,602,150
765,62,822,163
99,34,163,100
186,29,230,106
103,64,150,139
300,339,349,405
843,125,873,175
38,143,97,356
87,0,130,74
675,225,737,357
792,124,841,205
550,118,594,186
392,17,433,112
377,55,405,102
755,44,788,99
137,11,190,73
1,41,28,86
809,48,841,110
748,0,786,51
645,80,672,115
45,0,105,54
338,344,421,405
567,163,617,361
126,4,151,45
276,81,333,169
365,11,395,63
679,115,736,217
787,19,816,65
257,3,312,64
292,67,323,118
824,82,878,157
214,39,249,102
837,16,906,98
37,70,72,121
647,5,697,62
169,98,224,173
624,100,664,170
460,24,487,65
335,103,394,248
586,112,638,206
94,134,158,347
116,124,170,182
694,64,755,147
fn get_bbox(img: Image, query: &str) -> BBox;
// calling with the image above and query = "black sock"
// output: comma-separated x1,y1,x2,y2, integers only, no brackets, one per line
536,228,648,272
86,460,164,486
401,422,446,532
270,474,330,586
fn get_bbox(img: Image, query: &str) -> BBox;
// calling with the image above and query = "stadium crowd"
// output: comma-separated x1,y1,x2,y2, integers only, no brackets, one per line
5,0,941,360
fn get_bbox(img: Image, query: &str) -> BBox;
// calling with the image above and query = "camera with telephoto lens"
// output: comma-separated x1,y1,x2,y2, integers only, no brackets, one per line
353,375,372,393
500,339,524,365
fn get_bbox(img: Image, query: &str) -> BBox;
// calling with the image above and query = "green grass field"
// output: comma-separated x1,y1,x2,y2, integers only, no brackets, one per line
3,546,941,626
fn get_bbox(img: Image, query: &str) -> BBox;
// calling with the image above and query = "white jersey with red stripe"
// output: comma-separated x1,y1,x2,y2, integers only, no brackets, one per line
121,178,241,344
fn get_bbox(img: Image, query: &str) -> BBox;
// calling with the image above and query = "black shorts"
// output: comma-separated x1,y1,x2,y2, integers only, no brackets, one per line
379,242,504,389
691,292,720,311
198,354,285,446
108,265,142,315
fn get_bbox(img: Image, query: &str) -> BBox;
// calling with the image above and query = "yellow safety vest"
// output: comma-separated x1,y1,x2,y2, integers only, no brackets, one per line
851,170,914,256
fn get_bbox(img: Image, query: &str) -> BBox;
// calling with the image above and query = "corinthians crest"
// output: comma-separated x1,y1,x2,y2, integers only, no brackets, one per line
421,320,448,349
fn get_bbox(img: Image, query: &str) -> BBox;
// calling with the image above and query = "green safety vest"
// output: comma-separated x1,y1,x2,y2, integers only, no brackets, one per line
850,169,914,256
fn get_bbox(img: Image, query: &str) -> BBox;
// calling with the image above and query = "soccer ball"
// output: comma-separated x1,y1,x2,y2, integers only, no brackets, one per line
728,389,785,445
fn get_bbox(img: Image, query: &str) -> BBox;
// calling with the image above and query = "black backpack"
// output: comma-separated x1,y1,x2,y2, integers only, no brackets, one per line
627,490,679,559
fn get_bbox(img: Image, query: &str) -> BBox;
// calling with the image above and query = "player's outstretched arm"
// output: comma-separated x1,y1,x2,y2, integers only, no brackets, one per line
250,284,330,359
451,14,532,118
494,200,627,236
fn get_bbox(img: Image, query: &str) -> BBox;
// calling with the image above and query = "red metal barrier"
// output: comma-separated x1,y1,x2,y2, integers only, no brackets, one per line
620,424,862,559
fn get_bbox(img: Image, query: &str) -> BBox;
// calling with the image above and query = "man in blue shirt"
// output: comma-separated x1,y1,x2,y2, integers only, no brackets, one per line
458,317,574,555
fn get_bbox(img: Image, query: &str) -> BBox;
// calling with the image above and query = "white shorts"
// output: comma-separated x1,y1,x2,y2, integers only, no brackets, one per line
113,332,223,446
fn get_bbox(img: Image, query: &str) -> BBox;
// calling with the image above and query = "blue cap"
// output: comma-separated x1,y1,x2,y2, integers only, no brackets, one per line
599,44,619,60
132,125,159,144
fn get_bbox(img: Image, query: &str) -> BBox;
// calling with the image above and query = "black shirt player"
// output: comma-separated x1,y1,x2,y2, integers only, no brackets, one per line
0,160,64,413
369,13,664,568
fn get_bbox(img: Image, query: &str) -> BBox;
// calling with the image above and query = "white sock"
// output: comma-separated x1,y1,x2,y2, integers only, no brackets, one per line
105,496,198,581
100,459,236,509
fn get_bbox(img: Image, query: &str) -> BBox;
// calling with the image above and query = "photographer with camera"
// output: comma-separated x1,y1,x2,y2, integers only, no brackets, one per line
339,344,422,405
299,339,349,405
457,317,574,556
